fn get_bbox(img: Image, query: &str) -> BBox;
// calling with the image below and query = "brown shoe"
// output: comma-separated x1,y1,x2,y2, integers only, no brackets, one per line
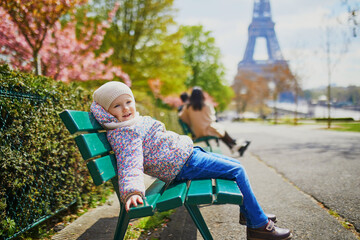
239,212,277,225
247,220,292,240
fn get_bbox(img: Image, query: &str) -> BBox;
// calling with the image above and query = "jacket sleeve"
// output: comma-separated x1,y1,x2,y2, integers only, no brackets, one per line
111,129,146,204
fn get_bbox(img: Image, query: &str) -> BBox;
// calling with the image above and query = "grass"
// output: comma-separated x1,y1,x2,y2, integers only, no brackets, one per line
330,122,360,132
328,209,360,239
264,118,360,133
125,209,175,240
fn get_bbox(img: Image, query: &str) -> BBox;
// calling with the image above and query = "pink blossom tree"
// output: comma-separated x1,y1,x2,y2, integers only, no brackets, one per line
0,1,130,84
0,0,86,75
147,79,217,109
0,7,33,72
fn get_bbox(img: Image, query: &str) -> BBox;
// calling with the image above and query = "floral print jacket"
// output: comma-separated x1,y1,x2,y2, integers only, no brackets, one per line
90,101,193,203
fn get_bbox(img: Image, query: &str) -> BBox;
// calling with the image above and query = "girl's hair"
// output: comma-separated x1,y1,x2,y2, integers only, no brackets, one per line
189,87,205,111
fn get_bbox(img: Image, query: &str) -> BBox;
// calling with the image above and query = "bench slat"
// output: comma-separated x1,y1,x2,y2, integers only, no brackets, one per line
60,110,103,134
75,133,112,160
156,181,188,212
194,136,219,144
87,155,117,186
186,179,213,205
214,179,243,205
128,179,166,218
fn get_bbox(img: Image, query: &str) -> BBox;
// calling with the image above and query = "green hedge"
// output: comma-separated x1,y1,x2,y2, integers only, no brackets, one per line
0,65,97,239
315,117,354,122
0,64,184,239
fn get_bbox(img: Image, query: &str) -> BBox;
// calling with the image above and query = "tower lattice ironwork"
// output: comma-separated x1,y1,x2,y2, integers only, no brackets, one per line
235,0,289,77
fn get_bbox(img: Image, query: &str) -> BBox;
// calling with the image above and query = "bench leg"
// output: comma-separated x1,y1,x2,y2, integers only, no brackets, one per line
184,203,214,240
205,140,213,152
113,205,130,240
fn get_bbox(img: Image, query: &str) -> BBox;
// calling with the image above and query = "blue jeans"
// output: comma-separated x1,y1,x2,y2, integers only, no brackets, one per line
175,147,268,228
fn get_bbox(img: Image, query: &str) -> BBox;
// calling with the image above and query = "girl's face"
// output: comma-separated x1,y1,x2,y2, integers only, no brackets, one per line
108,94,136,122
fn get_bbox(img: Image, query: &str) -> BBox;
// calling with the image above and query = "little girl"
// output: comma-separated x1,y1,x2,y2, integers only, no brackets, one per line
90,81,291,240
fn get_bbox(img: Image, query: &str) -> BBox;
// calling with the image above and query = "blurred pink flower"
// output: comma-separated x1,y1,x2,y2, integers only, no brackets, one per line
0,3,130,84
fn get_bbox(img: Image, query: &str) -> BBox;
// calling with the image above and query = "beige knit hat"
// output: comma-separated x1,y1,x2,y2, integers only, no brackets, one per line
93,81,134,111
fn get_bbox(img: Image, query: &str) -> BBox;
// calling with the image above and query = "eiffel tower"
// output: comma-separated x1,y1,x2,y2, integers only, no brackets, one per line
235,0,289,80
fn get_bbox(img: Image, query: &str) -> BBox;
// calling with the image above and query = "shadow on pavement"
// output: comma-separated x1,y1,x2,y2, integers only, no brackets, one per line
77,217,118,240
77,206,198,240
160,206,198,240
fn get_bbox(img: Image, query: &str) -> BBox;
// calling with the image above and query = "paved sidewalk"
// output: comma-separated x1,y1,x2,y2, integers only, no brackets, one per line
52,143,357,240
52,175,156,240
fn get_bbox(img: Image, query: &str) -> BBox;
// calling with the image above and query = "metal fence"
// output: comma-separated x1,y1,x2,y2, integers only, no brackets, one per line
0,87,77,239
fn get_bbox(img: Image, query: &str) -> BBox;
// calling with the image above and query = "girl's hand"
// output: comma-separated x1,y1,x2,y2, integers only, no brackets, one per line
125,195,143,212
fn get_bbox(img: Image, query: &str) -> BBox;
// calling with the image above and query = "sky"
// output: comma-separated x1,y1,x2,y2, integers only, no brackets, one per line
173,0,360,90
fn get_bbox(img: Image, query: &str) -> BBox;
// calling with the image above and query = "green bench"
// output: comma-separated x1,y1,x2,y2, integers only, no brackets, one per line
178,119,221,153
60,110,242,240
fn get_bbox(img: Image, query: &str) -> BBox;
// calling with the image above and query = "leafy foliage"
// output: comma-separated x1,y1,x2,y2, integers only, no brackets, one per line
0,64,183,239
180,25,234,111
233,70,270,113
0,64,101,238
0,1,129,83
90,0,189,97
0,0,86,75
233,64,295,114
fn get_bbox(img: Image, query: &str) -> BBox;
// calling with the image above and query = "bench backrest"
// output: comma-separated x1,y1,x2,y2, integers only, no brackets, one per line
178,119,195,137
59,110,117,186
60,109,172,218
